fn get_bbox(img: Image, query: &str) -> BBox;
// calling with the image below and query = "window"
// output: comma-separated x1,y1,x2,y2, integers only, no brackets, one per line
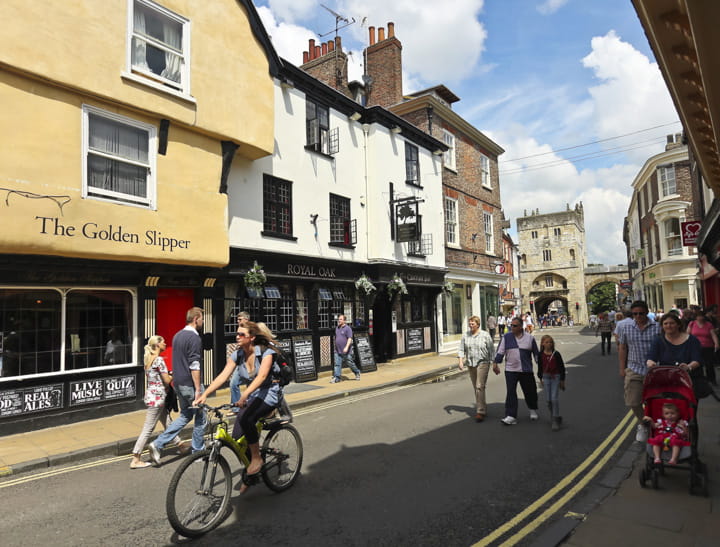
553,227,561,237
659,166,676,196
543,249,552,261
0,288,134,379
442,130,456,171
405,143,420,186
83,105,156,208
545,275,553,287
638,186,645,216
444,197,458,246
407,233,433,256
264,286,281,299
329,194,355,246
531,231,538,239
263,174,293,238
129,0,189,94
483,212,494,253
665,218,682,256
480,154,490,188
306,100,338,155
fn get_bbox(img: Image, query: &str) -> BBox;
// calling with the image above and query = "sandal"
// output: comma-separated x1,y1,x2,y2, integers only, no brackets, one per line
130,461,152,469
241,468,262,487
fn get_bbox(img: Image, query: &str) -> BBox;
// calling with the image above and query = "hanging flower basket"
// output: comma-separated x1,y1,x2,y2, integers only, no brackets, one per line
355,273,377,296
244,261,267,290
442,280,455,295
387,273,408,300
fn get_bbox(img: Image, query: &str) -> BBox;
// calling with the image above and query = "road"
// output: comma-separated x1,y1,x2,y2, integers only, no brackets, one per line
1,328,632,546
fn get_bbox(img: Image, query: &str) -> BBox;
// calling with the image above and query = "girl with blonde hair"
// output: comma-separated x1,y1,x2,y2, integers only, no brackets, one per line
129,335,189,468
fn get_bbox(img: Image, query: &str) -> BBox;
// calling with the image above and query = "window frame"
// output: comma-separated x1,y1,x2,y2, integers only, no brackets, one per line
543,249,552,261
405,142,421,187
664,218,683,257
262,174,295,240
82,104,157,209
480,154,491,188
126,0,191,97
483,211,494,254
306,100,338,156
329,193,355,248
442,130,456,171
658,166,677,197
444,196,459,247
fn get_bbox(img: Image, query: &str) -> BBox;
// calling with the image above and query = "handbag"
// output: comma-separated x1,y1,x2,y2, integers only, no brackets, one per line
164,384,179,413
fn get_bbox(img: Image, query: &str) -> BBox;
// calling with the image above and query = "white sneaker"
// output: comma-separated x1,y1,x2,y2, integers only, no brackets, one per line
635,423,648,443
148,441,161,466
501,416,517,425
529,410,539,421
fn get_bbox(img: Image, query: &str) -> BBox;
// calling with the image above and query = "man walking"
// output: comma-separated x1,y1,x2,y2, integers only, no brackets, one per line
486,313,497,340
330,314,361,383
493,318,540,425
596,312,614,355
149,307,206,465
617,300,660,441
458,315,495,422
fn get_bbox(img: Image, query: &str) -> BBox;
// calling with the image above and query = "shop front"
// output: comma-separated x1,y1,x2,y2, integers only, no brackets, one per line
223,250,445,376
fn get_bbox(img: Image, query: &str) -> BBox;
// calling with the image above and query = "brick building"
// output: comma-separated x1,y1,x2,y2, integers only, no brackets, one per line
299,23,507,351
623,134,701,311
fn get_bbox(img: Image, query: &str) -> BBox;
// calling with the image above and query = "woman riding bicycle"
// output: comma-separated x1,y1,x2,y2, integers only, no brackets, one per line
194,321,283,490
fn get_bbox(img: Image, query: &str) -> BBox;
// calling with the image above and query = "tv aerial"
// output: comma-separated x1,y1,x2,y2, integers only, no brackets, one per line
319,3,355,38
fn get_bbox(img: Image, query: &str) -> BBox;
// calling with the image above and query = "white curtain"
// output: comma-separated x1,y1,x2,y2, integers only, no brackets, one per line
160,19,182,84
132,7,149,70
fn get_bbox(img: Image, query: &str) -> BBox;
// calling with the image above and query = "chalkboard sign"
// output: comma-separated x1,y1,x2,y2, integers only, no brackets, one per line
274,338,295,382
291,335,318,382
354,333,377,372
406,328,424,352
0,383,64,417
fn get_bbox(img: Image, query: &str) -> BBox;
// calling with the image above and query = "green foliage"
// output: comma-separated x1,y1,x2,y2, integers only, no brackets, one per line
588,282,617,313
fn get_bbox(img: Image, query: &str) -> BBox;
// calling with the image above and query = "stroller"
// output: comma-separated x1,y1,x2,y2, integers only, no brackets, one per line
637,366,708,496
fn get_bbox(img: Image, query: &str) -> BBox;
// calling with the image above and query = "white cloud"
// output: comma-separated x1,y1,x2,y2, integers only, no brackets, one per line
256,6,317,65
537,0,569,15
267,0,317,23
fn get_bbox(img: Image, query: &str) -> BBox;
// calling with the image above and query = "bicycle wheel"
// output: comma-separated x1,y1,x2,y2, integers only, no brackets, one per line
166,449,232,538
261,424,303,492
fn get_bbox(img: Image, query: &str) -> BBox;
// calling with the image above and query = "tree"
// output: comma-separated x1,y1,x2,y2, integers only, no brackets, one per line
588,282,617,314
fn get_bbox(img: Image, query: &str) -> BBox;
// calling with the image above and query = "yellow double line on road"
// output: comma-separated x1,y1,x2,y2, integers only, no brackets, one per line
0,454,130,489
473,410,635,546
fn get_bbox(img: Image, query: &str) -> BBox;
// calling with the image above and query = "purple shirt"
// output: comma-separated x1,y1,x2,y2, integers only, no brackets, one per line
335,324,353,354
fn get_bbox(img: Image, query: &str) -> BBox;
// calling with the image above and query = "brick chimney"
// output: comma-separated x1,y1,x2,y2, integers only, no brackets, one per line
364,22,403,108
300,36,350,96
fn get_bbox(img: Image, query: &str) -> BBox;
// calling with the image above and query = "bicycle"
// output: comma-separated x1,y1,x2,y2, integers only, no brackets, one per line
165,399,303,538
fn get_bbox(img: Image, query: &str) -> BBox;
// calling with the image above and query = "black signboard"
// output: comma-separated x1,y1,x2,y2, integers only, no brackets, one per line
275,338,295,381
0,384,64,417
395,201,420,243
70,375,136,407
291,335,317,382
354,333,377,372
406,328,424,352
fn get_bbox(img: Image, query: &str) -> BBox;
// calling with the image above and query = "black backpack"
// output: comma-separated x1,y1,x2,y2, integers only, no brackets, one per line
268,345,294,386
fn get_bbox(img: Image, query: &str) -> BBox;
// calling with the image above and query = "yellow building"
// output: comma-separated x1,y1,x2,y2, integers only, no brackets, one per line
0,0,277,431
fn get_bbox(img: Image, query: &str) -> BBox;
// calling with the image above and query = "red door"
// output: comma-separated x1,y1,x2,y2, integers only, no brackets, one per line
156,288,195,371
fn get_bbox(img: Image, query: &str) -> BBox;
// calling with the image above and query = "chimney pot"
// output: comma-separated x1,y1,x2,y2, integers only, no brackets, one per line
303,51,309,63
328,39,335,52
309,39,316,59
388,22,395,38
315,46,321,59
378,27,385,41
335,36,342,50
322,42,328,56
369,26,376,45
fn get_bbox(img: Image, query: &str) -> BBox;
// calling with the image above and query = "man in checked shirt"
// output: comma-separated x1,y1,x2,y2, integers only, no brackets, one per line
458,315,496,422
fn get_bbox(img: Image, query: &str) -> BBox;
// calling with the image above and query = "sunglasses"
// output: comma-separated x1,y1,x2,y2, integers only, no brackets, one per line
236,332,248,338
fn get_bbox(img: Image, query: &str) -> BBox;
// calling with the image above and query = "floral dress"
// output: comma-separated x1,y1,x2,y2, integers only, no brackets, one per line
143,356,169,407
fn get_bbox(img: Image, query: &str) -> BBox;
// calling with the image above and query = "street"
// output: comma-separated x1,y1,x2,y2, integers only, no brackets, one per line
1,329,631,546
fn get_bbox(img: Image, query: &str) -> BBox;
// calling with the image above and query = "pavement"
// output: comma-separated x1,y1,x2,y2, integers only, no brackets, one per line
0,338,718,547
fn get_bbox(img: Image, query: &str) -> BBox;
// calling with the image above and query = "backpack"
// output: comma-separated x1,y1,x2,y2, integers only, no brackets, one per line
269,345,294,386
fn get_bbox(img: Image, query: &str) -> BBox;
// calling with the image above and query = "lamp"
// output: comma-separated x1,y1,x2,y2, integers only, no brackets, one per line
349,112,362,121
390,125,402,134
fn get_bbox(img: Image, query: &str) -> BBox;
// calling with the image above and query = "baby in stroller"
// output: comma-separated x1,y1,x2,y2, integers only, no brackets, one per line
643,401,690,465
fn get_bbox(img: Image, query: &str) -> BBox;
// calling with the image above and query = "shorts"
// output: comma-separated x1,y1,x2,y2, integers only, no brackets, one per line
624,368,644,409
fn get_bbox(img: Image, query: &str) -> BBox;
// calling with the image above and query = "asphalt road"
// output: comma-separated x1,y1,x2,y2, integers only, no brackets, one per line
1,328,632,546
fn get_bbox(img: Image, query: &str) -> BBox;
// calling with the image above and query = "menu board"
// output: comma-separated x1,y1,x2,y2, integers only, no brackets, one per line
406,328,424,353
291,335,317,382
70,375,136,407
0,384,64,417
354,333,377,372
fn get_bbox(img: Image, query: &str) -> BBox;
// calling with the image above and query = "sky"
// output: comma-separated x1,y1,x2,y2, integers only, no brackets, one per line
253,0,681,266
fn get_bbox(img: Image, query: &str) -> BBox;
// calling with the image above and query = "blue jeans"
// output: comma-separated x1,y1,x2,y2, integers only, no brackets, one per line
334,351,360,379
154,384,206,452
542,374,561,417
229,367,241,410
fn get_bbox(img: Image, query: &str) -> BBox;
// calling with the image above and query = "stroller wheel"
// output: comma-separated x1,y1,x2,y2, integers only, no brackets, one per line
651,468,659,489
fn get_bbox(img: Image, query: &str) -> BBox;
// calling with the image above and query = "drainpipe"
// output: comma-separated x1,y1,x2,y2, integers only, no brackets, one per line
362,123,371,258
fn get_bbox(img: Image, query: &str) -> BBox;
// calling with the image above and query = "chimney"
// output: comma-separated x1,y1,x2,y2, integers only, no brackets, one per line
364,22,403,108
300,35,350,96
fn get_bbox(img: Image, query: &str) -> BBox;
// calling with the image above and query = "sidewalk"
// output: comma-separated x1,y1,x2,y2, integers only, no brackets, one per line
0,351,460,476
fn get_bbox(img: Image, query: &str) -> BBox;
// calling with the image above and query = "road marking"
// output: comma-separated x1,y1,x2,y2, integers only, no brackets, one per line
0,454,129,488
472,410,635,546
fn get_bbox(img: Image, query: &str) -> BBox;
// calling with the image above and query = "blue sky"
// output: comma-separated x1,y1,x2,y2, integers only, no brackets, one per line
254,0,681,265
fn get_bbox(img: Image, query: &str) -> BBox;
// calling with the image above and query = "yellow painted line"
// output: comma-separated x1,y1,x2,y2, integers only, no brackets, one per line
473,411,635,546
0,454,130,488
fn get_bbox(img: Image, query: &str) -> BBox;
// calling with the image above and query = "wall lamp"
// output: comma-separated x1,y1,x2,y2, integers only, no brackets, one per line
348,112,362,121
390,125,402,134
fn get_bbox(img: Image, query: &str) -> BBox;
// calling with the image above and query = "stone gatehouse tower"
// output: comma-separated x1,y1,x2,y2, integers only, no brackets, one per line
517,204,589,325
